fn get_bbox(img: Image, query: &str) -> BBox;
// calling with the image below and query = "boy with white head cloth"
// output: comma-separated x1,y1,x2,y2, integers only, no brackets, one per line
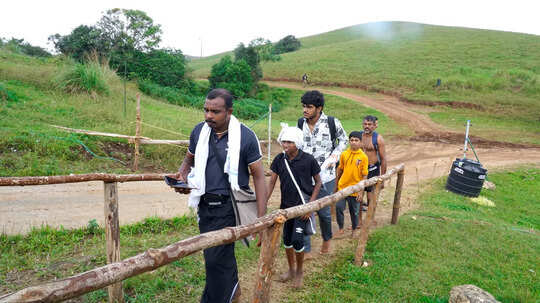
266,126,322,288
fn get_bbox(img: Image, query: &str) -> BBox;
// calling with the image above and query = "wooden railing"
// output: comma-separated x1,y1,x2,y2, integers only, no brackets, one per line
0,173,173,303
0,164,405,303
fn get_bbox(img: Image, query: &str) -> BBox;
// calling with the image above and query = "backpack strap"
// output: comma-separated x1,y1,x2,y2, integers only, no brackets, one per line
360,131,380,163
372,131,380,163
328,116,337,150
297,118,304,130
298,116,337,151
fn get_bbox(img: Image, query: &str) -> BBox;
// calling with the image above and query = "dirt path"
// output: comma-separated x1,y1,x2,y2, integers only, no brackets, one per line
265,81,444,135
2,84,540,236
264,81,538,149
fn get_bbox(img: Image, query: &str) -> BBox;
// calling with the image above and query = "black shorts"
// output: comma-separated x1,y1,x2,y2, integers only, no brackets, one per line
365,162,380,192
283,218,307,252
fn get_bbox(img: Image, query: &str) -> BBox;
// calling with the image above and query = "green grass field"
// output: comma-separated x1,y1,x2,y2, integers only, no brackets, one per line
286,168,540,303
0,50,203,176
191,22,540,145
192,22,540,110
1,167,537,302
0,50,404,176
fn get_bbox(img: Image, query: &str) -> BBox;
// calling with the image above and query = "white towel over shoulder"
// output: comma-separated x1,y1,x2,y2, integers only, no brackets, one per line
187,115,242,208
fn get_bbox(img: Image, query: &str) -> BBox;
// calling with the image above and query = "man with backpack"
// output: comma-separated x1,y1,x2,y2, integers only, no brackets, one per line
297,90,348,256
360,115,387,209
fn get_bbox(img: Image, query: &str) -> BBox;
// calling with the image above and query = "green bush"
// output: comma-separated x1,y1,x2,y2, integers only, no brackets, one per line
138,79,204,108
138,80,279,120
55,60,115,95
0,82,19,102
0,38,51,58
274,35,301,54
209,56,254,98
116,48,190,88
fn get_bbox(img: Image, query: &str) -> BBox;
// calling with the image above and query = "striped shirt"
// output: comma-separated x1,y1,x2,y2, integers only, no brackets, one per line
299,112,348,183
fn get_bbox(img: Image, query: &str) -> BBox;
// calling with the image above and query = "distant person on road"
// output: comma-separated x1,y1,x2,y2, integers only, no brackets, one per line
297,90,348,256
302,73,309,87
174,88,267,303
361,115,387,209
334,131,369,237
267,126,322,288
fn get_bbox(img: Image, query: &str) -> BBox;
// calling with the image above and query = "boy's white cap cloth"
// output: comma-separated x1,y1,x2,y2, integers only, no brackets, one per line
277,126,304,149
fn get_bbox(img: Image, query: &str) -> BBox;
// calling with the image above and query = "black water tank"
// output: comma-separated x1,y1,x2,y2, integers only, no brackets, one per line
445,158,487,197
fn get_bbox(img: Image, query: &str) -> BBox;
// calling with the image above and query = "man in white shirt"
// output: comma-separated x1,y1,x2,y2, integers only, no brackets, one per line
297,90,348,255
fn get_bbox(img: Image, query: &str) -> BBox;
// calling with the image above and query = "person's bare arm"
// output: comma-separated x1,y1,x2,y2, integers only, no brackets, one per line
334,167,343,193
174,152,194,194
249,160,267,217
267,172,278,202
310,174,322,202
378,135,387,175
302,173,322,220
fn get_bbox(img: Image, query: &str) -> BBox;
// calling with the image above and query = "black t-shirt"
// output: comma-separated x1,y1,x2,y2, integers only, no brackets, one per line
188,122,262,195
270,150,321,209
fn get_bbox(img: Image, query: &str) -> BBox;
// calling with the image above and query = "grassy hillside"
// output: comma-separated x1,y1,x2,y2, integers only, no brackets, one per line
0,50,207,176
0,50,404,177
191,22,540,142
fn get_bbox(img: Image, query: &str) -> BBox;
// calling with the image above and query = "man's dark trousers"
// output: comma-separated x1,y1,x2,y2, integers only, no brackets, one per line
198,195,238,303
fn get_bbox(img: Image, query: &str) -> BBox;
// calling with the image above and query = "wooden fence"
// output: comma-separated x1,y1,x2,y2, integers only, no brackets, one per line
0,164,405,303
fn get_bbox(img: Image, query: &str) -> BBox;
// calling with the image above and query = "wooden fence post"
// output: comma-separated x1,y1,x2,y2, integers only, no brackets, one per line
104,182,123,303
267,103,272,166
133,94,141,171
252,215,286,303
354,180,382,266
391,170,405,224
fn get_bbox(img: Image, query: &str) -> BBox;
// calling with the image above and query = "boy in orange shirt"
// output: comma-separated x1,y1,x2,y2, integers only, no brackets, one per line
334,131,369,238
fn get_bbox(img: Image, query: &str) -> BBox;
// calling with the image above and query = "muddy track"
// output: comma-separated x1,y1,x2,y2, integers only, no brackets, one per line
2,84,540,236
264,82,538,149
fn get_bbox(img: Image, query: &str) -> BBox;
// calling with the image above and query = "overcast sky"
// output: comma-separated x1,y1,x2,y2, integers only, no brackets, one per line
2,0,539,57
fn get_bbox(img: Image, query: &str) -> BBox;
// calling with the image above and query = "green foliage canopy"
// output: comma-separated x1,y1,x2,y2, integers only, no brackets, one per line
97,8,162,53
128,49,188,87
209,55,254,98
48,25,110,62
273,35,301,54
233,38,280,82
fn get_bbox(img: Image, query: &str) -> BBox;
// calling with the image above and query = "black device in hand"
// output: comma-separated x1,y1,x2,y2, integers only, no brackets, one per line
164,176,193,189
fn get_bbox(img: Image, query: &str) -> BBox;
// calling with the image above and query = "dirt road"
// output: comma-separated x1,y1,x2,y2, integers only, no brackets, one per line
265,81,445,134
2,84,540,235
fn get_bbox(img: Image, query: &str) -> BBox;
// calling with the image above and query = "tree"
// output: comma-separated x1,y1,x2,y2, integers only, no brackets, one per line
49,25,110,62
97,8,162,53
274,35,301,54
209,56,254,98
248,38,280,62
234,42,261,81
129,48,188,87
233,38,280,83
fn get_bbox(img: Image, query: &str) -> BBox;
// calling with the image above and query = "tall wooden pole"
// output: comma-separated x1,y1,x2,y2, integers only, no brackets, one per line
104,182,123,303
267,104,272,166
133,94,141,171
391,170,405,224
354,181,382,265
252,215,286,303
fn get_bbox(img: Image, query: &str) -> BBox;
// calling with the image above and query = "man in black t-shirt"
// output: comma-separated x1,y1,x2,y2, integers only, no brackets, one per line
267,126,321,288
174,88,267,303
